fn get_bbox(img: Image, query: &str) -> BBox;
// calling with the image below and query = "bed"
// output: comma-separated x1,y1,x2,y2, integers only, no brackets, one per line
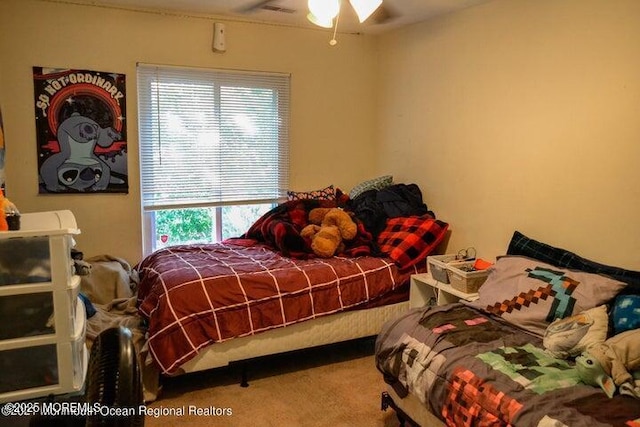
135,184,449,380
376,231,640,427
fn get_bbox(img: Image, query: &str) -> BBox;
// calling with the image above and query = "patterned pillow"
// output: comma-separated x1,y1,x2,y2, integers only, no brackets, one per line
287,185,335,201
612,294,640,335
543,305,609,359
465,256,627,337
377,215,449,269
349,175,393,199
507,231,640,294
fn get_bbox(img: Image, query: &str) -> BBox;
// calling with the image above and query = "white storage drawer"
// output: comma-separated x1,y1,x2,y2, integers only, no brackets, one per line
0,210,78,288
0,296,87,401
0,275,81,343
0,236,52,286
0,343,59,394
0,292,55,340
0,211,86,403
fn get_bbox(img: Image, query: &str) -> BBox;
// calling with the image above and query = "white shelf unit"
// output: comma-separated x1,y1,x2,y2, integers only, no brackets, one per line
0,210,87,403
409,273,479,309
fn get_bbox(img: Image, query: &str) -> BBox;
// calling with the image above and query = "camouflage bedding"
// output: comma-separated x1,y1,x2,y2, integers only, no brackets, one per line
375,304,640,427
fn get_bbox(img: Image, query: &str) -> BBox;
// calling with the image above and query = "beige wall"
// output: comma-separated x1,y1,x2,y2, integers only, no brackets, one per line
0,0,379,265
2,0,639,272
377,0,640,269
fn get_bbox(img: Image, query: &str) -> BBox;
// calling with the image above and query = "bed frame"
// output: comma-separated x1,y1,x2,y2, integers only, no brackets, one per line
382,385,445,427
176,300,410,380
140,301,412,400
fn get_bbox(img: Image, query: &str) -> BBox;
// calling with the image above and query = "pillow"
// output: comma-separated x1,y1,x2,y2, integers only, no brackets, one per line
611,294,640,335
377,215,448,269
349,175,393,199
507,231,640,295
287,185,335,201
543,305,609,359
465,256,627,337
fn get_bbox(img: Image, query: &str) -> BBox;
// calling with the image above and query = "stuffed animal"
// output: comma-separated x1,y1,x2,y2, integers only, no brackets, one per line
300,208,357,258
543,305,609,359
575,328,640,398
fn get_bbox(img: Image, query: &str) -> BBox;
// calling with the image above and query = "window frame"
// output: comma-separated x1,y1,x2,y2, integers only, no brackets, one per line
137,64,289,255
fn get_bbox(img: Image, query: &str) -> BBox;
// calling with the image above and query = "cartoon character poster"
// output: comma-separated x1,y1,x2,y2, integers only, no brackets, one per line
33,67,128,193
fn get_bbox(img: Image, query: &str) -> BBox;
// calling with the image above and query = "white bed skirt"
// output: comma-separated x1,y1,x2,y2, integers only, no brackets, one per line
178,301,410,374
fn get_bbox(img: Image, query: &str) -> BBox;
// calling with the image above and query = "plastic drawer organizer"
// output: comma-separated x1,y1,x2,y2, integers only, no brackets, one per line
0,210,87,403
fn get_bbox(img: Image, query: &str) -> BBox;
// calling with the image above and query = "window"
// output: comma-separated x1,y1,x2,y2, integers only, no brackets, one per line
137,64,290,254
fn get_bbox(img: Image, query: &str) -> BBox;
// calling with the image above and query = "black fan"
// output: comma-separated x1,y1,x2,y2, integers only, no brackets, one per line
29,327,143,427
85,326,144,427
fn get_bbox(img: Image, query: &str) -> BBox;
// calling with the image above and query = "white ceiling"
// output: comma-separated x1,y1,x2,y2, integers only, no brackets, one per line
63,0,490,34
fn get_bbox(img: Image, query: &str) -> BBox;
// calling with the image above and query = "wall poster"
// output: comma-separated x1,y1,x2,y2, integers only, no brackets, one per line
33,67,128,194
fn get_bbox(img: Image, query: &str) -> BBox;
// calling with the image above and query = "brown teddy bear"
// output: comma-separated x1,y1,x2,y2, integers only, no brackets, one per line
301,208,357,258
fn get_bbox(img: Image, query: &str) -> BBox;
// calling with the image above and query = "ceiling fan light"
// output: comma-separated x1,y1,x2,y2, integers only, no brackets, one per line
308,0,341,22
307,12,334,29
349,0,382,23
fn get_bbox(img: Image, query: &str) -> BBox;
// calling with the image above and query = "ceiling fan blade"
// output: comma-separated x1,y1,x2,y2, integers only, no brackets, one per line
236,0,274,14
369,4,399,24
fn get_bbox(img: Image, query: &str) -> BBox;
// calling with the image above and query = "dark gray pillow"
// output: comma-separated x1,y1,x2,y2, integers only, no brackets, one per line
507,231,640,295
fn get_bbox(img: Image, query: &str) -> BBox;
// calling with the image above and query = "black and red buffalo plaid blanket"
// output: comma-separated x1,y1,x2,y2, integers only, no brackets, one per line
242,199,378,258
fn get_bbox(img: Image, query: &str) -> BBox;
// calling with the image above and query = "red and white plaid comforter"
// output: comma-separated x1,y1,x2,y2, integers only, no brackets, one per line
137,241,422,374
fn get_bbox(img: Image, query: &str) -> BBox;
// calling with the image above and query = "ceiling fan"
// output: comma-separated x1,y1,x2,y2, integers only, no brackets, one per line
238,0,398,26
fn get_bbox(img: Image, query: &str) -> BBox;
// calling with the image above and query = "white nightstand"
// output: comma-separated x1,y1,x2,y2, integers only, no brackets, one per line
409,273,479,309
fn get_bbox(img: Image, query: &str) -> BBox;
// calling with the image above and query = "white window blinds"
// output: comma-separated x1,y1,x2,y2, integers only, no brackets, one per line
137,64,290,210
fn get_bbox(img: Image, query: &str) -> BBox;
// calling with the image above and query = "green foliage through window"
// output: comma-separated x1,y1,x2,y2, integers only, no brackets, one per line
155,208,212,246
153,204,274,249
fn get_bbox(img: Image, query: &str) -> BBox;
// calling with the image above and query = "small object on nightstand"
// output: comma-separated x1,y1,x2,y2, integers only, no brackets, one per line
457,247,476,261
6,213,20,230
473,258,493,270
0,189,20,231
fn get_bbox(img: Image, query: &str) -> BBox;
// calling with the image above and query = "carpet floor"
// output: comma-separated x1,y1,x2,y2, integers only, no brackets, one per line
144,338,401,427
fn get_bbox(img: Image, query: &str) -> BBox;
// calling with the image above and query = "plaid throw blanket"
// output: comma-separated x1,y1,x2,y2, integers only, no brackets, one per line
242,199,377,258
